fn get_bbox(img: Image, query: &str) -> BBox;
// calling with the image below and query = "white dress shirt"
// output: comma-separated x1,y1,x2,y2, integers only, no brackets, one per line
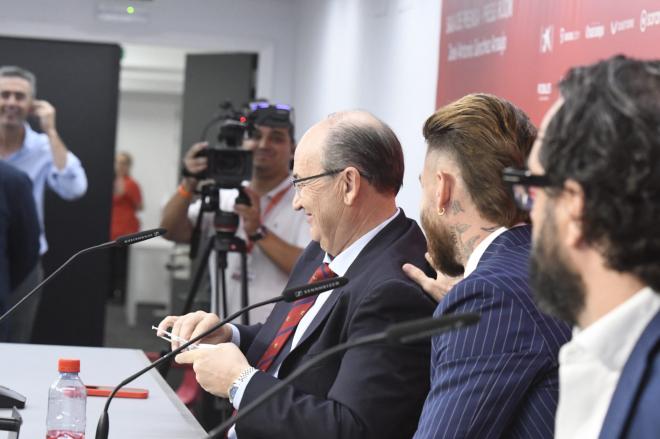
227,208,401,438
555,287,660,439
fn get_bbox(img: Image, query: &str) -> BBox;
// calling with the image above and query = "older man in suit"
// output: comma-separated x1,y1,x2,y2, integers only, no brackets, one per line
518,55,660,439
158,110,435,439
404,93,571,438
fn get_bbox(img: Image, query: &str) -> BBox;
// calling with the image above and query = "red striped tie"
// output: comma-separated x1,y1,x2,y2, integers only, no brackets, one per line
256,263,336,372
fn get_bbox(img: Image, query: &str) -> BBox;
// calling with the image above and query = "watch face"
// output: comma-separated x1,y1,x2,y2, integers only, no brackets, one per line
229,385,238,402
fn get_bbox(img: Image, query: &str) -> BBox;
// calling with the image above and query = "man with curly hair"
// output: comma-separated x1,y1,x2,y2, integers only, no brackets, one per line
520,55,660,438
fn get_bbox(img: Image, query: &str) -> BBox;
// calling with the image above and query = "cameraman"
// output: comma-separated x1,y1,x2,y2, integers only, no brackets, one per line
160,104,310,323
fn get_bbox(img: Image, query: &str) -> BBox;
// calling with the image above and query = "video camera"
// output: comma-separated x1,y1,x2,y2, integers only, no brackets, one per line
191,101,295,189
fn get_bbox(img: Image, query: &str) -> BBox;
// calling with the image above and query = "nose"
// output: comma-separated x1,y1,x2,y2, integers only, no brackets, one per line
292,188,302,211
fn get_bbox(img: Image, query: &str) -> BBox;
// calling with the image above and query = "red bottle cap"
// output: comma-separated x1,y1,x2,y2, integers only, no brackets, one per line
58,358,80,373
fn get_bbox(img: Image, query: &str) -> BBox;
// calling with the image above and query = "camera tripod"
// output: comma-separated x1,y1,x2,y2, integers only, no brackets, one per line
181,185,251,325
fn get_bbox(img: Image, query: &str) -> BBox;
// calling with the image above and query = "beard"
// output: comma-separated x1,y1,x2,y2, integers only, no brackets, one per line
421,207,465,277
530,210,586,327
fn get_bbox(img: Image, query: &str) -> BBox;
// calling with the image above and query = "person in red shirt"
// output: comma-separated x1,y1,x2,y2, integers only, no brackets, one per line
110,151,142,302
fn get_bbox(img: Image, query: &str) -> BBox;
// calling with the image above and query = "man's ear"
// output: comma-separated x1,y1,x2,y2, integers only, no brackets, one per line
342,167,361,206
435,171,455,215
562,179,585,248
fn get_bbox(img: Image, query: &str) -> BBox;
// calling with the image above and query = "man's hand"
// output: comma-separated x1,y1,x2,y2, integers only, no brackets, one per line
234,186,262,236
402,253,462,302
175,343,250,398
156,311,232,350
31,100,57,134
183,142,209,175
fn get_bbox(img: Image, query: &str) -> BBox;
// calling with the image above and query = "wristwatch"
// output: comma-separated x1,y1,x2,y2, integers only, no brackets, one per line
228,366,258,405
248,225,268,242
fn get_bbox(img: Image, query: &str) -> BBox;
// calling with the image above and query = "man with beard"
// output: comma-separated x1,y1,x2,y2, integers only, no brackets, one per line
405,93,571,439
513,55,660,439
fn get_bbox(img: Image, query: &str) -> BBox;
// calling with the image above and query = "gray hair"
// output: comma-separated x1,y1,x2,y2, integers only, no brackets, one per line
0,65,37,97
321,111,404,195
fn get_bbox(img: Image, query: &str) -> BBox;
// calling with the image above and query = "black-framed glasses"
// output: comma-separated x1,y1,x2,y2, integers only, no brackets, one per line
291,169,343,192
502,167,552,211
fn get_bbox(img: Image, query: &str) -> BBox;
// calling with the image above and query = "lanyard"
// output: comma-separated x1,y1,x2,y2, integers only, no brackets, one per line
246,183,292,253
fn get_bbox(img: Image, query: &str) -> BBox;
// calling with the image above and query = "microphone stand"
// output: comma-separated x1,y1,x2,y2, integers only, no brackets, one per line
206,313,480,438
0,228,167,410
94,276,348,439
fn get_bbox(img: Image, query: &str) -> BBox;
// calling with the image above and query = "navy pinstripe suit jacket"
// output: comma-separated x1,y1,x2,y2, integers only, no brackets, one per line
413,225,571,439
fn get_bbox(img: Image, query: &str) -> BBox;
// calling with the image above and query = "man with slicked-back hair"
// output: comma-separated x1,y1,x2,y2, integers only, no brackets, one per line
405,94,571,439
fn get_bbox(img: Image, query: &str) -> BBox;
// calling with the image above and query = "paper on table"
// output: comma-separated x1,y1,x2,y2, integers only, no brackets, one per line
151,326,217,350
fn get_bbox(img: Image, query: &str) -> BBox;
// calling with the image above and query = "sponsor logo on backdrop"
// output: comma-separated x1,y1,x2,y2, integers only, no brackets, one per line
540,26,554,53
640,9,660,32
585,24,605,39
610,18,635,35
537,82,552,101
560,27,581,43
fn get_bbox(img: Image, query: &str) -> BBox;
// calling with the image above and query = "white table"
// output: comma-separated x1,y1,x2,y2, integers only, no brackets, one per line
0,343,206,438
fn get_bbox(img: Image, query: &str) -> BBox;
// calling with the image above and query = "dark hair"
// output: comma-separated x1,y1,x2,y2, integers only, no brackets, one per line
0,65,37,96
540,55,660,290
423,93,536,227
322,112,404,195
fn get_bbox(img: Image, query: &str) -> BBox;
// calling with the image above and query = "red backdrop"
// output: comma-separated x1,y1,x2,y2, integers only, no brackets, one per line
437,0,660,124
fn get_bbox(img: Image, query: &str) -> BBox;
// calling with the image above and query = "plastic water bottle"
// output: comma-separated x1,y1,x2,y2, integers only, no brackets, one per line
46,358,87,439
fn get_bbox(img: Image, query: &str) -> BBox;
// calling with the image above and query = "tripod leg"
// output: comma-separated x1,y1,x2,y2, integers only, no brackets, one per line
182,238,214,315
158,237,213,379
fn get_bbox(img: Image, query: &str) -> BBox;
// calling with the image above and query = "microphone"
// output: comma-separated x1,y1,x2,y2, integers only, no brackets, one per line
94,276,349,439
206,313,480,438
0,228,166,411
0,228,166,327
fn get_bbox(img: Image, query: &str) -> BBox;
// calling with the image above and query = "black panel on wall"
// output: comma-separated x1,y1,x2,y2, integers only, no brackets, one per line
0,36,120,346
180,53,257,159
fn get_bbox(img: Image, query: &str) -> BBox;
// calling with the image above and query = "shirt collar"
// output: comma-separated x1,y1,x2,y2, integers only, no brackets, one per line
324,208,401,276
4,123,34,160
264,174,293,200
565,287,660,371
463,226,509,278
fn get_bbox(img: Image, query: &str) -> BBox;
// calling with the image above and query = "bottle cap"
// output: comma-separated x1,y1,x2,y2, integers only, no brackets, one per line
58,358,80,373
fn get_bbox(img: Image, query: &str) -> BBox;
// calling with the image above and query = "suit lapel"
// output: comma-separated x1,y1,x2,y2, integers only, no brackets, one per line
280,211,410,362
598,311,660,439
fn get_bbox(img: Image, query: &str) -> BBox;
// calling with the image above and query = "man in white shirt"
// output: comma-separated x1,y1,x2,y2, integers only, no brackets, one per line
514,55,660,438
161,103,310,323
158,110,435,439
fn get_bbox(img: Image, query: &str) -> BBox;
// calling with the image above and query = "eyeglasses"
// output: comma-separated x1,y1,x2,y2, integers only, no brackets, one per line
502,167,553,211
291,169,343,192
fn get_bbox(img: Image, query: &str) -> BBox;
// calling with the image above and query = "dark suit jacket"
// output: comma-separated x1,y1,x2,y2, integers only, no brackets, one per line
414,225,571,439
234,210,436,439
0,161,40,312
599,309,660,439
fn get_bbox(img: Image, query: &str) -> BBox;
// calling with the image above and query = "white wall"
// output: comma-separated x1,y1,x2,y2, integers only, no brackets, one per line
0,0,298,102
2,0,444,223
291,0,442,221
115,91,182,230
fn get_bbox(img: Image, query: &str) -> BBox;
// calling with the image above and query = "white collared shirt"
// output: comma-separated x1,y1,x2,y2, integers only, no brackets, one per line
229,207,401,425
463,226,509,278
555,287,660,439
